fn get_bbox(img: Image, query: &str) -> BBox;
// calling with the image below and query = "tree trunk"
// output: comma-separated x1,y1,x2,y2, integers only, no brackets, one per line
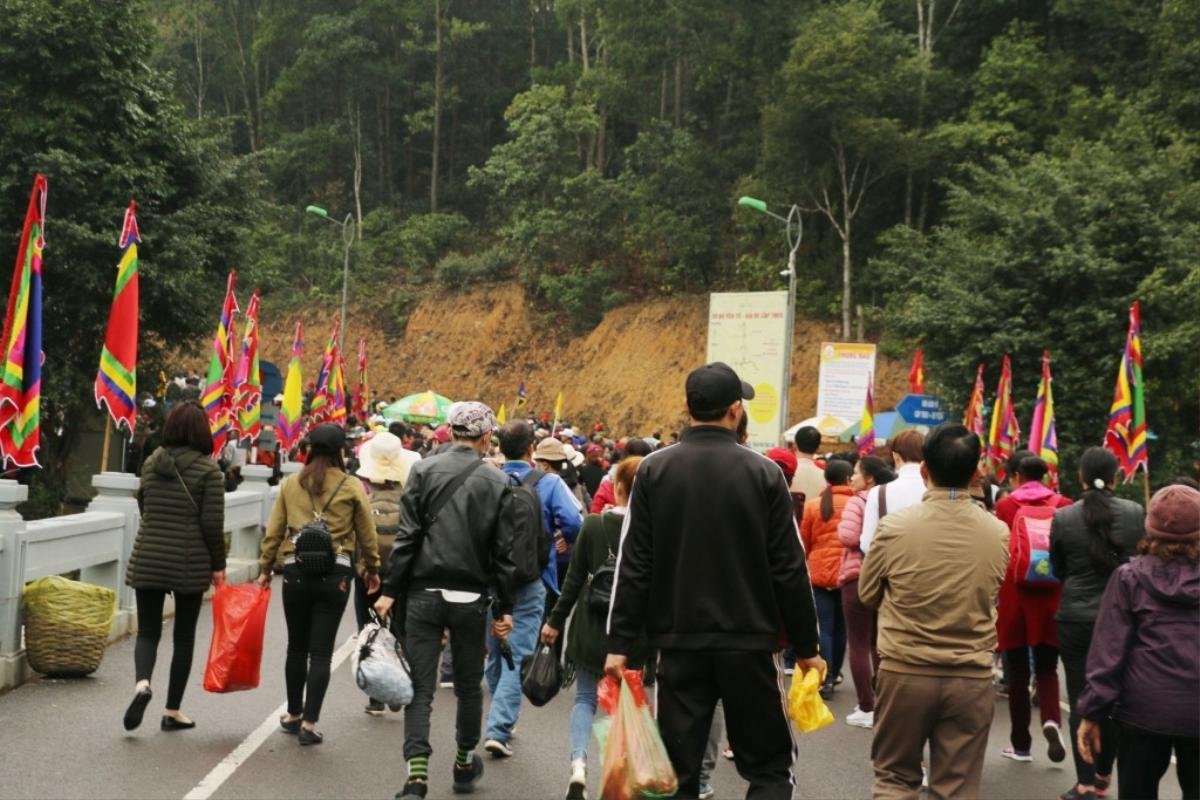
430,0,444,212
225,0,258,151
674,54,683,127
192,4,205,119
841,219,852,340
659,69,667,119
528,0,537,74
579,14,589,72
352,103,363,240
567,20,574,64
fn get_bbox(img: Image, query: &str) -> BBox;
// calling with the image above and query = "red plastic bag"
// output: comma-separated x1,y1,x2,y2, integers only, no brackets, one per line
203,583,270,693
596,670,678,800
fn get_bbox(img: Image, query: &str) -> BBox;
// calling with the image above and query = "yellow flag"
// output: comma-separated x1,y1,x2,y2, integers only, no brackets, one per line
497,403,507,424
554,391,564,420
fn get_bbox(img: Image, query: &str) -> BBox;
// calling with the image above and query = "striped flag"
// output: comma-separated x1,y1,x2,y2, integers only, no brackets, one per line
327,350,348,425
352,337,368,420
308,318,339,423
908,348,925,395
858,374,875,457
1028,350,1059,489
0,175,47,468
232,290,262,444
987,354,1020,481
277,321,304,451
200,272,239,457
1104,301,1148,480
95,200,140,434
964,363,987,446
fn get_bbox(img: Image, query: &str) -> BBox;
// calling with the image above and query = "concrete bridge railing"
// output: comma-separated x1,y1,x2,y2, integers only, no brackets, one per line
0,461,300,691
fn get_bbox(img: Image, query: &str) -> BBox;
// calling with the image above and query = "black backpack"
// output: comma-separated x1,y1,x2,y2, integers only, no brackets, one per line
586,512,622,616
293,474,350,577
506,470,549,584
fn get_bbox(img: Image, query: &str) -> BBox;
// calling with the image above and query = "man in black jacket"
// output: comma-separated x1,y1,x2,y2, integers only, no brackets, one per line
376,401,516,800
606,362,824,800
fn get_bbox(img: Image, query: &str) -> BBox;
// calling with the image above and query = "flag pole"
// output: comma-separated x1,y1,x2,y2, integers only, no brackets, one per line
100,416,112,473
1142,469,1151,508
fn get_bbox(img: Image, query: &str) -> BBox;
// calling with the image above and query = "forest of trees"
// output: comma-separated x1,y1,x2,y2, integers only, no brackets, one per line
0,0,1196,509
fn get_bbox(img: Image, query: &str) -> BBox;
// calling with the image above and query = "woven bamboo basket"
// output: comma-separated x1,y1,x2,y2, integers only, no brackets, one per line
23,575,116,676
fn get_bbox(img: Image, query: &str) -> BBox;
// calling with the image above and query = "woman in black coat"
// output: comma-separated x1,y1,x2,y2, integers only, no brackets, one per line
123,402,226,732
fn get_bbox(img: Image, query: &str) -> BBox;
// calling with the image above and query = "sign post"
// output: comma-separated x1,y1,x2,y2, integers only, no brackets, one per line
706,292,789,451
816,343,877,432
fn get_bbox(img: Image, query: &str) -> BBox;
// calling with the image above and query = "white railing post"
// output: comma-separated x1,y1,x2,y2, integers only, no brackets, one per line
240,464,274,529
88,472,140,637
0,479,29,690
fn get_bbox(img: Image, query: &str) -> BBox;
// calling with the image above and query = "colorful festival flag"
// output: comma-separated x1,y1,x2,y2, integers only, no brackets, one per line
308,318,340,423
1104,301,1148,480
515,381,528,410
908,348,925,395
858,375,876,457
326,351,348,425
200,272,239,457
95,200,140,434
232,290,262,444
964,363,987,446
277,321,305,451
352,337,368,420
987,354,1020,481
1028,350,1059,489
0,175,47,468
497,403,507,424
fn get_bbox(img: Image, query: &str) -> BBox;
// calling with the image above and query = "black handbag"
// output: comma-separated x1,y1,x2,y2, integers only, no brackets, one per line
519,643,562,707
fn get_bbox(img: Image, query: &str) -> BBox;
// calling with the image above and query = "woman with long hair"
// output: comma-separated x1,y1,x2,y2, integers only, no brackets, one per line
1076,484,1197,800
259,423,380,745
123,401,225,732
837,455,896,728
800,459,855,698
1049,447,1145,799
540,456,647,800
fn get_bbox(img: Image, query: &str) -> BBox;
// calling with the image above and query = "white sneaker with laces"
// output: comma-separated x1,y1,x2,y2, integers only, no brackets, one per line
484,738,513,759
698,783,715,800
1044,721,1067,763
845,707,874,728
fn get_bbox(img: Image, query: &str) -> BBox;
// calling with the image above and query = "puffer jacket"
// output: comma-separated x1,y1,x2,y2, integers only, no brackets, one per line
801,485,855,589
127,446,226,594
837,491,868,586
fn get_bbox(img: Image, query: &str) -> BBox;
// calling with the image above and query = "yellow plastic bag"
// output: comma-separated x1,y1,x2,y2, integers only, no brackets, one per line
787,666,834,733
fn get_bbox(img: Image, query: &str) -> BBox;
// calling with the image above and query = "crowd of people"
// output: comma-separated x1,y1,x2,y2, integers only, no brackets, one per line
117,360,1198,800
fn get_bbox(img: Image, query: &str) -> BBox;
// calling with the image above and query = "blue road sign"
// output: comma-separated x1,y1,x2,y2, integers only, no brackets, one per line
895,393,950,426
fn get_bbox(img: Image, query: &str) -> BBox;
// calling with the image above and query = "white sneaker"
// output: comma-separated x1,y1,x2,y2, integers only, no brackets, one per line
565,759,587,800
845,707,874,728
484,738,513,759
698,784,715,800
1044,721,1067,763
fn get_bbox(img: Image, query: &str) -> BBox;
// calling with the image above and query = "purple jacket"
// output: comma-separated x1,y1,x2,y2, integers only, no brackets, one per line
1077,555,1200,737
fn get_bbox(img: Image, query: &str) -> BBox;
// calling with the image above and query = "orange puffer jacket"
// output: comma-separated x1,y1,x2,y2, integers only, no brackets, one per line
800,485,855,590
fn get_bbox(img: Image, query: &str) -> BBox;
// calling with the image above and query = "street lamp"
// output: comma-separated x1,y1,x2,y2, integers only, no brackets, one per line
737,195,802,437
305,204,356,354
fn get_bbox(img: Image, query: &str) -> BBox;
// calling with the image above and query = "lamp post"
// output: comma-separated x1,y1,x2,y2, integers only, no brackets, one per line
305,204,355,353
737,196,802,437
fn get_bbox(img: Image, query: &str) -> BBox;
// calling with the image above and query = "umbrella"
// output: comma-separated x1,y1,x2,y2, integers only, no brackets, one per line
382,390,454,425
837,411,923,445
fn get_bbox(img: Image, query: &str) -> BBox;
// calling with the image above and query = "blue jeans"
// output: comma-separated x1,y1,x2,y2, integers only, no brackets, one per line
485,578,546,743
814,587,845,687
570,667,600,762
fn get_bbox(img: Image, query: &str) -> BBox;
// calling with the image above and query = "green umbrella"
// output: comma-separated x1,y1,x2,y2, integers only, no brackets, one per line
382,390,454,425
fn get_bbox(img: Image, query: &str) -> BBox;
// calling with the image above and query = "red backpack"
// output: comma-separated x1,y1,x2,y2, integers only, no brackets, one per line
1009,504,1060,589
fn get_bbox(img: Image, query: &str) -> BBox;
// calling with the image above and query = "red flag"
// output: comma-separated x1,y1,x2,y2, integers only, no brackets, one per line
201,272,239,456
908,348,925,394
987,355,1020,481
95,200,140,433
1104,301,1148,480
963,363,986,449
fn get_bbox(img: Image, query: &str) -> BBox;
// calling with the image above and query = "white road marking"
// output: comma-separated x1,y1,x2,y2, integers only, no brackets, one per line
183,635,358,800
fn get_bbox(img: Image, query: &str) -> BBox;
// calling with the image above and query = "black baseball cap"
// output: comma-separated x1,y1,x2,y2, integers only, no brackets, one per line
686,362,755,414
308,423,346,452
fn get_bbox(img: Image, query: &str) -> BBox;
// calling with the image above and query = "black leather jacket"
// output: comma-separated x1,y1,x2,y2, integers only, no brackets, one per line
382,445,517,614
1049,495,1145,623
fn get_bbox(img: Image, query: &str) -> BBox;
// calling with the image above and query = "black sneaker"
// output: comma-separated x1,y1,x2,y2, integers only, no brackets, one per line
396,779,428,800
452,753,484,794
365,699,385,716
298,728,324,746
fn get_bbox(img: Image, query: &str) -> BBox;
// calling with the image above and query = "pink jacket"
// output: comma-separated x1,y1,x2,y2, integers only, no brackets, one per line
837,492,868,586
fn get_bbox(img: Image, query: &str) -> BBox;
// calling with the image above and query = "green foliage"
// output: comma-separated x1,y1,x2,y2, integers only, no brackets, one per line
434,245,512,289
357,209,471,286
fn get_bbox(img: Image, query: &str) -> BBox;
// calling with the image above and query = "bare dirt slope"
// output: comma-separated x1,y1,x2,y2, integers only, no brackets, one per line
253,285,910,436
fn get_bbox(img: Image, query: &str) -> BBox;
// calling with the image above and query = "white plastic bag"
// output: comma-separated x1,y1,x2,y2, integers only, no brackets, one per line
351,619,413,708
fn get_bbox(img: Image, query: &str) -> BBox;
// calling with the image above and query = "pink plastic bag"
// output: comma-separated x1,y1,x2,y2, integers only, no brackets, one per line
203,583,270,692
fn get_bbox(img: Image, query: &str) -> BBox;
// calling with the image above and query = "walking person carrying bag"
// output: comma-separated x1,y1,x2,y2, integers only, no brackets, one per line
258,423,381,745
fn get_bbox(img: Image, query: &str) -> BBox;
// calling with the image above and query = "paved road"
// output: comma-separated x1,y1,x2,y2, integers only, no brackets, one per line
0,582,1185,799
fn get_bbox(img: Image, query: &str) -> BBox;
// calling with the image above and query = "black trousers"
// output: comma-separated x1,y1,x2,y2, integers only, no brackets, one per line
134,589,204,710
281,564,353,723
1059,620,1118,785
401,589,489,761
1118,723,1199,800
657,649,795,800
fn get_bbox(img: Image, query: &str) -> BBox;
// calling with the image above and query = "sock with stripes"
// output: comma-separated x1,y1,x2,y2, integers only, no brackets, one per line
407,756,429,781
456,747,473,766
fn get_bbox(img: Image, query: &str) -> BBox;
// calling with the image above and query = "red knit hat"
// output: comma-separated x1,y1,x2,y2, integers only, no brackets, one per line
1146,484,1200,542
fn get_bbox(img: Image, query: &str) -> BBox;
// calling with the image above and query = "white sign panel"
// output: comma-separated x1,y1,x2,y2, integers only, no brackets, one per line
706,292,789,451
816,342,877,431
